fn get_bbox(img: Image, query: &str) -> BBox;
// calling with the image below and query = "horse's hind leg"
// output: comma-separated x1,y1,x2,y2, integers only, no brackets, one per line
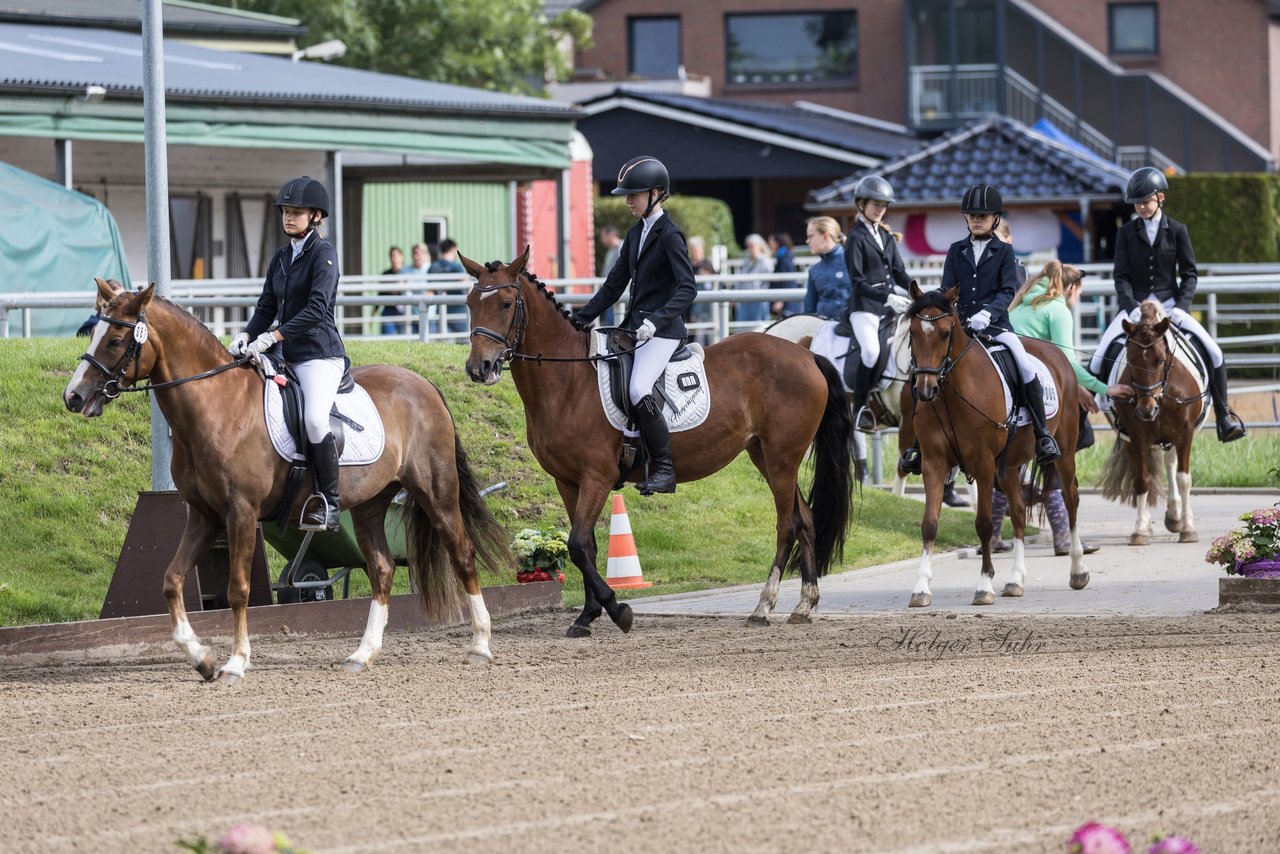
997,469,1025,598
1058,455,1089,590
1163,446,1182,534
1173,444,1198,543
745,443,804,626
345,494,397,672
164,508,221,681
969,460,997,605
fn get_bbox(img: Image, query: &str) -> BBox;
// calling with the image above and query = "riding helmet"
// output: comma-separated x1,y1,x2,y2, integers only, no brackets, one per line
854,174,895,204
960,183,1003,215
611,156,670,196
1124,167,1169,204
274,176,330,218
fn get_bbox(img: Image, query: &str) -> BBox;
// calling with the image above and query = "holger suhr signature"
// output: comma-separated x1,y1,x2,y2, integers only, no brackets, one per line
875,626,1046,660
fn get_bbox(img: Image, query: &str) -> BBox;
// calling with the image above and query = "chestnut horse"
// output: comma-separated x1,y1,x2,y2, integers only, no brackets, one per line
1099,301,1204,545
462,250,854,635
64,278,508,683
904,282,1088,607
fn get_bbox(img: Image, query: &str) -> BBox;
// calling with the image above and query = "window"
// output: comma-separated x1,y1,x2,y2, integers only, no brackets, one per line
1108,3,1157,55
628,16,681,78
726,11,858,86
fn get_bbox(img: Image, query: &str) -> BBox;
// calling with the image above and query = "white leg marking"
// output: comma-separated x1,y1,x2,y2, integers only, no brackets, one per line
891,476,907,497
750,564,782,620
1135,491,1151,538
219,653,248,679
976,571,995,598
1007,539,1027,588
1069,527,1086,577
1177,471,1194,533
347,600,389,668
912,548,933,596
1165,449,1181,521
465,593,493,664
173,617,210,668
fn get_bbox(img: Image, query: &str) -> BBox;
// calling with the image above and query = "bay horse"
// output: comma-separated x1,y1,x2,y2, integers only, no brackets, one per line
462,250,854,635
1099,301,1204,545
904,282,1087,607
64,278,508,683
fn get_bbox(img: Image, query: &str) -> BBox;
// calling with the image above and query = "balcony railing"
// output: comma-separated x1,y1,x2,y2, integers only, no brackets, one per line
908,64,999,126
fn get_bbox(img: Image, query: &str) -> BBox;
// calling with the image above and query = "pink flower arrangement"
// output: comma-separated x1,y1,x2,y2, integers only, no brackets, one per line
1068,822,1131,854
1205,505,1280,573
219,825,278,854
1147,836,1200,854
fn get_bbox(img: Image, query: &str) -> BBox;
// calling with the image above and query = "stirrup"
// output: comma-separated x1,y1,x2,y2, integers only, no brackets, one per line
1216,412,1247,443
854,405,877,434
299,493,339,532
899,446,922,475
1035,435,1061,464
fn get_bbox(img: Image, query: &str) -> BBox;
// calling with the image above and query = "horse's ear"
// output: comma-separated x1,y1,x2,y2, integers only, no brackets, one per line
509,245,530,278
94,277,122,311
458,253,486,280
130,282,156,313
909,280,923,300
1154,317,1170,337
1122,318,1135,336
942,285,960,304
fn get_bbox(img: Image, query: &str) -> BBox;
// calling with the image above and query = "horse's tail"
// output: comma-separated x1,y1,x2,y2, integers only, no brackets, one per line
802,354,855,578
1098,436,1164,506
405,434,512,623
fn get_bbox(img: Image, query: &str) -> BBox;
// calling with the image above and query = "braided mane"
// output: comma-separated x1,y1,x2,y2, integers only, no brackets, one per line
484,260,592,333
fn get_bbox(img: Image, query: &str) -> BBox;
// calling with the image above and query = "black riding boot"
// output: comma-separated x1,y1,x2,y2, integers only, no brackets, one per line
853,362,877,433
942,468,970,507
634,395,676,495
1209,363,1247,443
1023,378,1060,465
301,434,341,532
899,441,922,475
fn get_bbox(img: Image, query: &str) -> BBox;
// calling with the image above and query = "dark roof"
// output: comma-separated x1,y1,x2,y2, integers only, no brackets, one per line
0,23,578,118
577,87,917,162
808,115,1129,209
0,0,306,37
541,0,584,16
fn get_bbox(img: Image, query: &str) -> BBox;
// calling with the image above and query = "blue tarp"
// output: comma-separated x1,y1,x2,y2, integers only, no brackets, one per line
0,160,130,335
1031,118,1121,168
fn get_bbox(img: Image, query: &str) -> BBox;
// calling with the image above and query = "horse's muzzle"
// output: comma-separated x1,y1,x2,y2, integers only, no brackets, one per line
63,388,105,418
465,357,502,386
912,380,938,402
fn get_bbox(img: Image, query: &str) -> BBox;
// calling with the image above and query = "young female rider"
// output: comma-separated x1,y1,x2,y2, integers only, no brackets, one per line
900,183,1059,474
1089,167,1245,442
229,176,346,531
844,174,912,434
572,156,698,495
801,216,848,319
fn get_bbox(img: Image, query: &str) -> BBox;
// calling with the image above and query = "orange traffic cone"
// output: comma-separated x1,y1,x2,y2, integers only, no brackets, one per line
605,493,652,589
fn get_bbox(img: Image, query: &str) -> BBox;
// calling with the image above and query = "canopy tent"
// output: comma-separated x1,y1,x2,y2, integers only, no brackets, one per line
0,160,129,335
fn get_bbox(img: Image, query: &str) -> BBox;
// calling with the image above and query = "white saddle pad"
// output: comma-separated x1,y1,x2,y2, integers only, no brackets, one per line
591,331,711,433
978,345,1059,426
809,319,905,394
264,380,386,465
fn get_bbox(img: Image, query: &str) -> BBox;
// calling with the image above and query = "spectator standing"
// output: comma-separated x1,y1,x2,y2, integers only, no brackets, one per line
379,245,406,336
735,234,774,326
768,232,800,319
687,235,717,344
598,224,622,325
429,238,467,334
407,242,433,334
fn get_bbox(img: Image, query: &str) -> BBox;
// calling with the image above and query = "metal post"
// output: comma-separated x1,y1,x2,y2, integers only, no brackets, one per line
55,139,73,189
1079,197,1092,264
556,168,571,278
871,432,884,485
325,150,343,264
142,0,174,491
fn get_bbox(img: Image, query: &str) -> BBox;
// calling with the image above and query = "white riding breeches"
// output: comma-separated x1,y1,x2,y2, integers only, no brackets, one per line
1088,298,1222,375
630,336,681,404
850,311,880,368
293,357,344,444
992,330,1037,383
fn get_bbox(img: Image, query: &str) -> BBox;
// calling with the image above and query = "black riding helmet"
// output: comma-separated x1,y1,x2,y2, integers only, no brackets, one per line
274,176,330,219
612,156,670,216
1124,166,1169,204
854,174,895,205
960,183,1003,215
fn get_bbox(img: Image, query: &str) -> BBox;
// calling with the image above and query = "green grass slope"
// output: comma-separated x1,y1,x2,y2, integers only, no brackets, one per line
1,338,982,626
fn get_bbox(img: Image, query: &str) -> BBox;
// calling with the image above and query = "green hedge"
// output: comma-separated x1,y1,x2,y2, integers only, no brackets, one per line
594,195,741,273
1165,173,1280,263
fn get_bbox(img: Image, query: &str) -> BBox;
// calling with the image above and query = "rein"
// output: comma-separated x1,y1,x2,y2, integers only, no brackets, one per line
80,312,251,399
1125,334,1204,409
468,279,645,366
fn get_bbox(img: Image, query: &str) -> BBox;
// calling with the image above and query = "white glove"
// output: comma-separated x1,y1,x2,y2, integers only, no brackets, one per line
228,332,250,357
886,293,912,315
968,309,992,332
1169,307,1190,326
247,331,278,354
636,319,656,342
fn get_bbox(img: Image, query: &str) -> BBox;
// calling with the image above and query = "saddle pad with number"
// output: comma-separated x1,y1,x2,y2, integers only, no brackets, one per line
590,330,711,433
978,343,1059,427
263,380,385,465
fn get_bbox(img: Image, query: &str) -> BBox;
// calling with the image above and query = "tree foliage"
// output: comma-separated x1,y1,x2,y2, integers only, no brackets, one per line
209,0,592,95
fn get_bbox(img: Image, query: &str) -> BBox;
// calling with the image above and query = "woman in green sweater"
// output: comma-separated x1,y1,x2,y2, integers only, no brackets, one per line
992,261,1133,554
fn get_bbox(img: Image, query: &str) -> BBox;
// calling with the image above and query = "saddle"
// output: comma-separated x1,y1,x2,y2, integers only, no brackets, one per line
600,328,698,424
257,347,362,532
835,306,898,394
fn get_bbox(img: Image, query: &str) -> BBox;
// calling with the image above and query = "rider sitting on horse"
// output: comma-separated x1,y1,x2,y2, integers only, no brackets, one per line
229,176,346,532
845,174,913,434
571,155,698,495
901,183,1061,474
1088,167,1246,443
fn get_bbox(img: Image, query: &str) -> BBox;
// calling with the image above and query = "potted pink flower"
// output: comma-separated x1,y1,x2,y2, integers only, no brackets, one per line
1205,506,1280,578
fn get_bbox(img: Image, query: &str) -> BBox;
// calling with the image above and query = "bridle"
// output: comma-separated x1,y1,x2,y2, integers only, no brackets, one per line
79,309,249,399
1125,332,1174,417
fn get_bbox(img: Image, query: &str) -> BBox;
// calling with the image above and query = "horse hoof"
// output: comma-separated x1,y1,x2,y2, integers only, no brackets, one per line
1070,572,1090,590
786,612,812,625
1001,583,1024,598
1129,533,1150,546
972,591,996,606
612,603,634,634
565,624,592,639
908,593,931,608
196,656,217,682
746,615,770,628
215,670,241,686
340,659,369,674
464,651,493,666
1164,515,1181,533
1179,530,1199,544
